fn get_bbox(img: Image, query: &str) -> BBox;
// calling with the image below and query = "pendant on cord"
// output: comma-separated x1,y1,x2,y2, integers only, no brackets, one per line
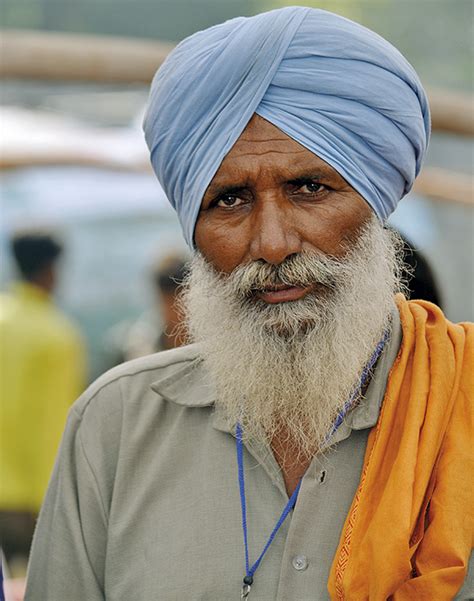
241,575,253,598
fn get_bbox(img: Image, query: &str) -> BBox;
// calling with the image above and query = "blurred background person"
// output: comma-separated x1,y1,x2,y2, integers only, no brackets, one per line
400,233,443,308
105,253,188,365
0,230,86,571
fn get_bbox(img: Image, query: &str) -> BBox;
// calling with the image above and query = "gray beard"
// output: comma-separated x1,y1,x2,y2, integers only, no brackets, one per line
182,216,404,459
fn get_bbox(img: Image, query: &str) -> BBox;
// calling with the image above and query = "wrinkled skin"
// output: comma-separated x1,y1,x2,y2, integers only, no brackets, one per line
195,114,372,277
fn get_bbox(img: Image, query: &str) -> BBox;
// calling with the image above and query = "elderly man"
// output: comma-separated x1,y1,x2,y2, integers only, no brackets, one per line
25,7,472,601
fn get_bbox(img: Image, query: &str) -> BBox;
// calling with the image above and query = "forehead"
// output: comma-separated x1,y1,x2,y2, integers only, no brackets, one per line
209,114,340,185
232,113,300,148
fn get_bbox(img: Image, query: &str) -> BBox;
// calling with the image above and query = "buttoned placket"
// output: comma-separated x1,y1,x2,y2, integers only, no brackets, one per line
219,414,364,601
241,418,365,598
274,428,371,601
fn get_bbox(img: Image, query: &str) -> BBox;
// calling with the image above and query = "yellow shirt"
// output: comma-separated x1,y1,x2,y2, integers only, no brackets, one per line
0,282,85,512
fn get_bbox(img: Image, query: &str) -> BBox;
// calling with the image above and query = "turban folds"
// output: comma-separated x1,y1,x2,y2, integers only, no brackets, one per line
144,7,430,247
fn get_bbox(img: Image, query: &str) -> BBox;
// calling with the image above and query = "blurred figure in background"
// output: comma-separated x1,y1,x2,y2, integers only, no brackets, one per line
401,235,443,308
107,253,188,365
0,230,85,570
151,254,188,352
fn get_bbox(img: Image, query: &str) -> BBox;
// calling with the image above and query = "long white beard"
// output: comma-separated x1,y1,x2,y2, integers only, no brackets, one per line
183,217,404,459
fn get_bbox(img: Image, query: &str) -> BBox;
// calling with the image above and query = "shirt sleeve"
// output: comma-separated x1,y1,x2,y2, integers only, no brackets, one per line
24,407,107,601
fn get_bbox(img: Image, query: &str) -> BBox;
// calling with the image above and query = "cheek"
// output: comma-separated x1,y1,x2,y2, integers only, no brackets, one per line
300,196,372,256
194,215,249,273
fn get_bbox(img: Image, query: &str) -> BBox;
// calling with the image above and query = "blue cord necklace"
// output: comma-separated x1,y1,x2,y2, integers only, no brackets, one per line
236,330,389,599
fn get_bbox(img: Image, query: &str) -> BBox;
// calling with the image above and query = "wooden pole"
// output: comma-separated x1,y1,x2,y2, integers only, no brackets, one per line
413,167,473,206
1,30,473,135
0,30,174,84
426,88,474,136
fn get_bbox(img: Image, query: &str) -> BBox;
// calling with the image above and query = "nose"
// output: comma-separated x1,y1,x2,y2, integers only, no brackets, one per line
249,200,302,265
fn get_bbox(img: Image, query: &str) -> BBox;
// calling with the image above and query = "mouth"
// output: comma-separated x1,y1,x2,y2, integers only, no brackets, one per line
254,284,313,304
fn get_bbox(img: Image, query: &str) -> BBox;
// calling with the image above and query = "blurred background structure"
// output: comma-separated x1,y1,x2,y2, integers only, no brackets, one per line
0,0,473,586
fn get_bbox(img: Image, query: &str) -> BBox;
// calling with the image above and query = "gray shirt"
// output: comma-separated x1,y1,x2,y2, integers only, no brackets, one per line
25,311,473,600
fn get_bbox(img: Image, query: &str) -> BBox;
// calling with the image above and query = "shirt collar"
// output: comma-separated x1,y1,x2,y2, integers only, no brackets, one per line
12,281,51,304
150,351,216,408
150,306,402,437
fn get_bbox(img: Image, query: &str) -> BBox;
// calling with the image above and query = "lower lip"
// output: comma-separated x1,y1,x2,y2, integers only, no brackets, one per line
256,286,312,304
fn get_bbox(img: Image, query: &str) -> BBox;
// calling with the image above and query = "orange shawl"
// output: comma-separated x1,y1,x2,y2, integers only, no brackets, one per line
328,296,473,600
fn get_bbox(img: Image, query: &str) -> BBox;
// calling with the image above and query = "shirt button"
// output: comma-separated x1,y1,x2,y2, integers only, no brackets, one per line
292,555,308,571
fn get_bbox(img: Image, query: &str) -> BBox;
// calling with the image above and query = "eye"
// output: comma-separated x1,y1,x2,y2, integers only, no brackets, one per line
215,194,245,208
298,181,325,194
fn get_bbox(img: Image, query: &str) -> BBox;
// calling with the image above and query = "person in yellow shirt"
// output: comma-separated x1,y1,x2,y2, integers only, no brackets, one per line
0,230,85,565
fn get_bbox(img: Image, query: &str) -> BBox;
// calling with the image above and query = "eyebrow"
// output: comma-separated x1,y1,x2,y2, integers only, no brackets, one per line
204,183,249,200
287,174,323,185
205,168,338,199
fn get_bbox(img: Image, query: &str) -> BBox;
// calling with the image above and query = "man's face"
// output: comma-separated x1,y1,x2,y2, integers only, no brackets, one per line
187,118,400,453
195,114,373,298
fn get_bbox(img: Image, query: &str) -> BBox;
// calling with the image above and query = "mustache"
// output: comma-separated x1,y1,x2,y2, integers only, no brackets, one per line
222,251,344,297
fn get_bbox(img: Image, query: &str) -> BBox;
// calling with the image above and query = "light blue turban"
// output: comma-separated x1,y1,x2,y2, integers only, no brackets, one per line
144,6,430,248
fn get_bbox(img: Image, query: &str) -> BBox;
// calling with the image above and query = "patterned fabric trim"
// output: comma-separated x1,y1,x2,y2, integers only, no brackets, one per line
334,405,385,600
